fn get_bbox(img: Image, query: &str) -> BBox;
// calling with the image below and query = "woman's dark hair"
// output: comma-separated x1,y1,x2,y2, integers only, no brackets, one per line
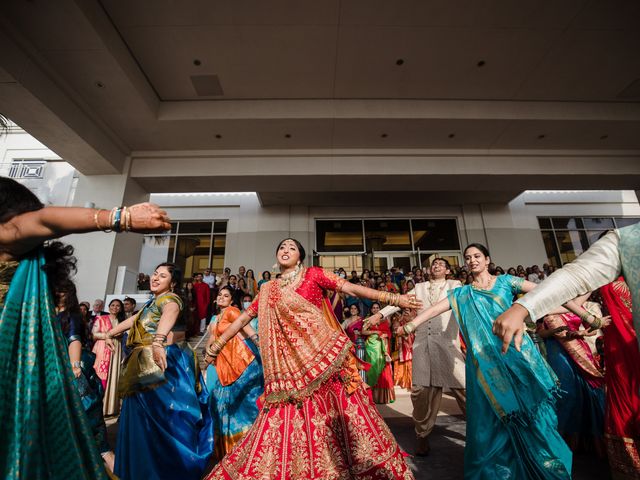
463,243,491,258
246,269,255,279
0,177,44,224
370,301,381,310
154,262,186,327
349,304,360,315
262,270,271,280
1,178,78,294
276,238,306,263
108,298,126,322
53,280,86,343
218,285,239,308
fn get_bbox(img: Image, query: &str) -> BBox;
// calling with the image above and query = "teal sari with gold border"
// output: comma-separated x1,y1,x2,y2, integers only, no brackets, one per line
448,274,572,479
0,250,108,479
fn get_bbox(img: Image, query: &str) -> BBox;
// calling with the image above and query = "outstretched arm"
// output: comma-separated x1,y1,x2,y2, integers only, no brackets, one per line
395,297,451,336
204,311,254,364
341,282,421,310
0,203,171,257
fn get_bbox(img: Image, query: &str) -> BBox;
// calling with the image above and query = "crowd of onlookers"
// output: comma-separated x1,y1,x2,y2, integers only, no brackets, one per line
128,261,560,336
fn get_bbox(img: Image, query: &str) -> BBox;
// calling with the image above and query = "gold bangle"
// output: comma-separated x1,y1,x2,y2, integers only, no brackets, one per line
125,207,132,231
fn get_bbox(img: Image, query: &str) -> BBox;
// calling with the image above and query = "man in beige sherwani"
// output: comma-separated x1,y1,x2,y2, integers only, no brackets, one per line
371,258,466,456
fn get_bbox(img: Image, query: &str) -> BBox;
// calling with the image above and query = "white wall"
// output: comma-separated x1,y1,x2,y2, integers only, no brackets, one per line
150,190,640,274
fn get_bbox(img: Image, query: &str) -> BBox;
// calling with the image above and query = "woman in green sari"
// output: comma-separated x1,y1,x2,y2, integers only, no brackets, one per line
396,243,602,479
0,177,170,479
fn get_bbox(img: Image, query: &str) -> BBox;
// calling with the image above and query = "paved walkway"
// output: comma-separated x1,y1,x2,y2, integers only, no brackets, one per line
107,385,611,479
383,389,611,479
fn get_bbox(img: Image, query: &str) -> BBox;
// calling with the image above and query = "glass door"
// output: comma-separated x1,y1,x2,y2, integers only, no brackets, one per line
373,252,414,273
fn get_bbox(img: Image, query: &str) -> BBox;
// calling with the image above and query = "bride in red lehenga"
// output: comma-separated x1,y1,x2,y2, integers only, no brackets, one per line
203,239,418,479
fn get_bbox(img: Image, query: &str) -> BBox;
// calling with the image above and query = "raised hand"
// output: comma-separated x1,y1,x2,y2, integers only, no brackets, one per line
398,294,422,310
127,203,171,233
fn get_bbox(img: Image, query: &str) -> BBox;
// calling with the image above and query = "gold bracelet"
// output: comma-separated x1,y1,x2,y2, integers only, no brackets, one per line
125,206,132,231
403,322,416,334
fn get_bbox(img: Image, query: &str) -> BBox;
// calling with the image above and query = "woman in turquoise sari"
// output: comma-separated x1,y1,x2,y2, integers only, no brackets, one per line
105,262,213,480
396,243,588,479
0,177,170,479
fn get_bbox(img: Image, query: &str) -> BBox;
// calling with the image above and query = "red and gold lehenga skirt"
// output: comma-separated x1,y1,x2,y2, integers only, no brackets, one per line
205,274,414,480
601,279,640,479
206,368,413,479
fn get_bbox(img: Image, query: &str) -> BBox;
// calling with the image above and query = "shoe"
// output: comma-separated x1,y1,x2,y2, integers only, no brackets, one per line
415,436,430,457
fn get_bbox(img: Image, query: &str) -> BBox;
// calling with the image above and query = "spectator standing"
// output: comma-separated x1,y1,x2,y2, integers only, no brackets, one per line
192,272,210,334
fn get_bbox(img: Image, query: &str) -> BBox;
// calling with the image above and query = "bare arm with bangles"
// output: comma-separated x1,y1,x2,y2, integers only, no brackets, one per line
106,302,180,371
203,310,255,365
0,203,171,258
340,282,422,311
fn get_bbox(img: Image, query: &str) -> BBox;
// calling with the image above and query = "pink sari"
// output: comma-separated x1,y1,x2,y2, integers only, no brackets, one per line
92,314,113,389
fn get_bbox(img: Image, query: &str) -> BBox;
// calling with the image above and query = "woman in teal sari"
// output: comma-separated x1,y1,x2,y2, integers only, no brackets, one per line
396,243,592,479
0,177,171,479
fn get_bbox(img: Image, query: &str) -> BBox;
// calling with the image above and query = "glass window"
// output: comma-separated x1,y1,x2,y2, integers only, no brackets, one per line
318,255,363,273
411,219,460,251
170,222,178,234
174,235,211,278
540,231,561,267
555,230,589,264
364,219,412,251
586,230,607,245
538,218,552,230
178,222,213,234
583,217,614,229
551,217,583,230
316,220,364,252
615,217,640,228
213,221,227,233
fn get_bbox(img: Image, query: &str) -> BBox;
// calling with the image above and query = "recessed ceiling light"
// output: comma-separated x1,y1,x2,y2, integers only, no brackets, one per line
448,133,455,139
600,134,609,140
477,60,486,67
95,81,105,89
537,134,546,140
284,134,291,138
193,59,202,66
396,59,405,66
215,134,222,139
381,133,388,138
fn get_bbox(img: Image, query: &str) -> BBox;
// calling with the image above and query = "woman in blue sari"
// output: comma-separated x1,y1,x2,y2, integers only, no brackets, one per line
0,177,170,479
54,281,114,472
105,262,214,480
206,286,263,463
397,243,586,479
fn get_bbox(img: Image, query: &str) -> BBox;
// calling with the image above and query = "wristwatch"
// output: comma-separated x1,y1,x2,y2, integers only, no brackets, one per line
72,361,82,369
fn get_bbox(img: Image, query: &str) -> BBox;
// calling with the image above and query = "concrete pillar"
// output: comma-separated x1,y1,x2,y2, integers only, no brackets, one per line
64,166,149,303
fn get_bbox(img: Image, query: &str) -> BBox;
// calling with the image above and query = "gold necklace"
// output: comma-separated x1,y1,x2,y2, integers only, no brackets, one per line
279,264,303,286
472,274,495,290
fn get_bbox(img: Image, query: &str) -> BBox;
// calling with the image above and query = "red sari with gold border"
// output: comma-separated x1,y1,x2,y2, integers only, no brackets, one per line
205,266,413,480
601,278,640,479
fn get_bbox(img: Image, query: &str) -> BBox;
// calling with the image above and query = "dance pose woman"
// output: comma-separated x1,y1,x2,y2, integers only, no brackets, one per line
105,263,213,480
206,285,263,463
396,243,598,479
0,176,170,479
204,238,419,479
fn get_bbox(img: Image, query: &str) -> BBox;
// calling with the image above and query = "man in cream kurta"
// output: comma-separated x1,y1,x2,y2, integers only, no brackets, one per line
374,258,466,456
494,222,640,352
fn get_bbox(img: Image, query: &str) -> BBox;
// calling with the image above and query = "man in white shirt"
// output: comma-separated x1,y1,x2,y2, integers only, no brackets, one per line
527,265,545,284
370,258,466,456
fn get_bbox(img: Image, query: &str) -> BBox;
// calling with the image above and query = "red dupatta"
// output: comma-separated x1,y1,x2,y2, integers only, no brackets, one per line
257,271,353,405
544,313,604,388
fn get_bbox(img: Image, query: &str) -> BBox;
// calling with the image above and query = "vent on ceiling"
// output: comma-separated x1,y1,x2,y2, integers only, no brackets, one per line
190,75,224,96
617,78,640,99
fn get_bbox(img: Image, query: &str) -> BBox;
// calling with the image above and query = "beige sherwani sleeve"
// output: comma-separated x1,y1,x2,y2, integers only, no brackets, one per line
516,230,622,320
